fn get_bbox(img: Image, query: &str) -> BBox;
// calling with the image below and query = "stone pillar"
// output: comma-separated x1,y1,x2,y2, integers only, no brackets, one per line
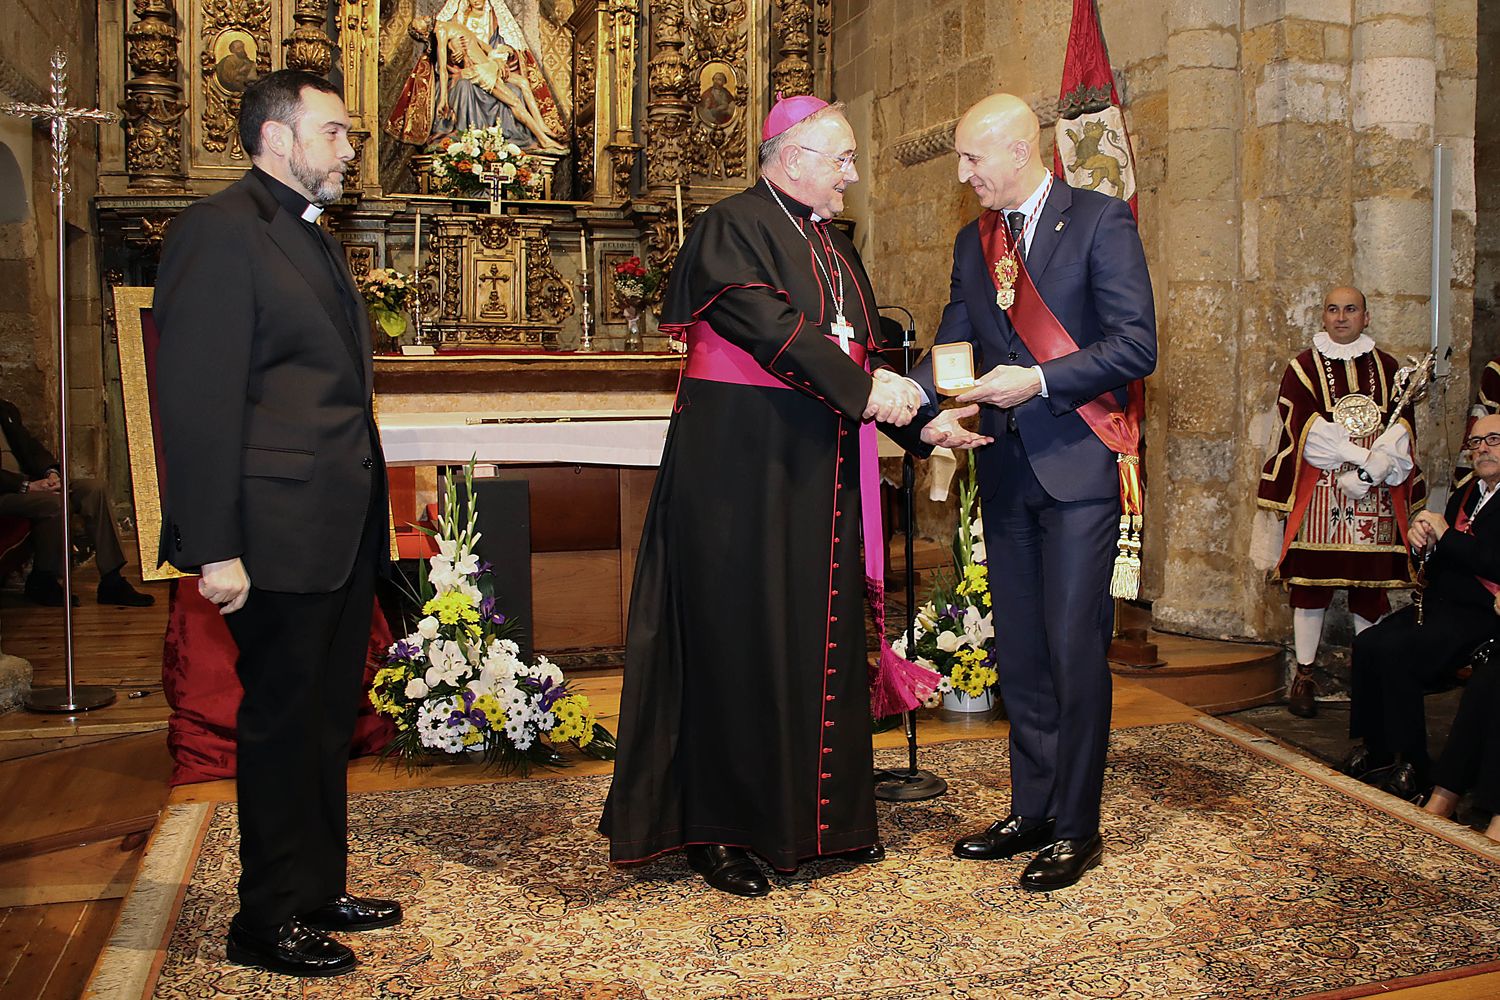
1351,0,1436,368
1436,0,1479,450
1475,2,1500,370
1150,0,1246,636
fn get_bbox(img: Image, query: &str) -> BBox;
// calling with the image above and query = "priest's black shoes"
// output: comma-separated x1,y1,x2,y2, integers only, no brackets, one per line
225,915,357,977
1019,834,1104,892
953,815,1055,860
685,844,771,897
301,893,404,932
1377,762,1430,803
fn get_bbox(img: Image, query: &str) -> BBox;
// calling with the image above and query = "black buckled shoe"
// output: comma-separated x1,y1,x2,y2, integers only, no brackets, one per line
826,843,886,865
1019,834,1104,892
301,893,403,932
685,844,771,897
225,915,357,977
1338,744,1392,781
24,574,77,608
953,815,1055,861
1378,762,1431,803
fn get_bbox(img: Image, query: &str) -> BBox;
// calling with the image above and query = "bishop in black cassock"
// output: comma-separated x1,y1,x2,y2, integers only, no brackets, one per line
599,96,985,896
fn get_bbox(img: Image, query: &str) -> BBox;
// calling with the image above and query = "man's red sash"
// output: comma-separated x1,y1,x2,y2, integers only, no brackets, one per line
978,210,1146,596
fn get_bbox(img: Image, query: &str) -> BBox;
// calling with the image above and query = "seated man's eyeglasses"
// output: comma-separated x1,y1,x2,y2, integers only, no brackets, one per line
797,145,858,171
1465,432,1500,450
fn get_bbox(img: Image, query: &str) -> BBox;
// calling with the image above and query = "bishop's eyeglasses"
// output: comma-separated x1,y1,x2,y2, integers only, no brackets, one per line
1464,432,1500,450
796,145,859,171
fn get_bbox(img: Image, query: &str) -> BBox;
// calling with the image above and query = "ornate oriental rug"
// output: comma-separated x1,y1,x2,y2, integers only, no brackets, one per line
88,719,1500,999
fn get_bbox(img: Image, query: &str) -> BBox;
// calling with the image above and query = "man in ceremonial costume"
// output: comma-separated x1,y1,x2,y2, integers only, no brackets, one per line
1343,413,1500,802
154,71,399,977
1255,287,1424,719
909,93,1156,892
600,96,986,897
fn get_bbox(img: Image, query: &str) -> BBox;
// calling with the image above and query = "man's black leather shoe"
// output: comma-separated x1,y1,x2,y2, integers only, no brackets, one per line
1378,762,1430,803
826,843,885,865
97,575,155,607
685,844,770,897
1019,834,1104,892
301,894,403,932
24,574,77,607
225,916,356,977
953,815,1055,860
1338,744,1392,781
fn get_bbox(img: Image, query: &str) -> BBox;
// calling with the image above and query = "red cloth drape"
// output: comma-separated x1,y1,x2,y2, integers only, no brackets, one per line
161,580,396,785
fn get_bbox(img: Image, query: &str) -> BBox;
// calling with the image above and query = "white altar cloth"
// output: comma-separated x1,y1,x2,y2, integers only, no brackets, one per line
378,410,672,467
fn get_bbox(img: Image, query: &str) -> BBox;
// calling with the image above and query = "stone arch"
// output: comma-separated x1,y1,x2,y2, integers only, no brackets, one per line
0,139,28,223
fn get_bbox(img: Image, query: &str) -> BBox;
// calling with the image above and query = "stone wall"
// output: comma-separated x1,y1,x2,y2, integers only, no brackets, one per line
0,0,107,481
832,0,1479,643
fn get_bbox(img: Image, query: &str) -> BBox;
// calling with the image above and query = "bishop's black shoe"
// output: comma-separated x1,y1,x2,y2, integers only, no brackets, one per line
225,915,357,977
96,573,155,607
953,815,1055,861
24,573,77,607
685,844,771,897
301,893,403,932
825,843,886,865
1338,744,1392,782
1019,834,1104,892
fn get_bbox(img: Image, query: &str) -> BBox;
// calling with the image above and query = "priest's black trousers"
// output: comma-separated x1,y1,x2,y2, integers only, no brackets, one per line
224,502,380,934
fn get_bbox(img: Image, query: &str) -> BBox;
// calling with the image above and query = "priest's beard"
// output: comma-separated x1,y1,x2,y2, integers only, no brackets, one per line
290,144,345,205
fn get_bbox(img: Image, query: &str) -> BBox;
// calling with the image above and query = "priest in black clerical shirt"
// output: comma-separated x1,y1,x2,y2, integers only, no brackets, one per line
153,69,397,978
599,95,986,897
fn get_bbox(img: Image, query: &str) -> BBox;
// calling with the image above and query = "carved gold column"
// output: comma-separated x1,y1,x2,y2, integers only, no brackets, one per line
336,0,381,197
121,0,186,189
771,0,813,97
283,0,337,74
646,5,692,193
603,0,642,201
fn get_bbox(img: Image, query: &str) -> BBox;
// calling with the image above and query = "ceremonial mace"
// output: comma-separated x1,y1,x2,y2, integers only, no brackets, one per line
872,305,947,802
4,51,120,713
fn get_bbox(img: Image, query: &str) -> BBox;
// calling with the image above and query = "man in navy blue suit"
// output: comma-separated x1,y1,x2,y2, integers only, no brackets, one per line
911,92,1157,891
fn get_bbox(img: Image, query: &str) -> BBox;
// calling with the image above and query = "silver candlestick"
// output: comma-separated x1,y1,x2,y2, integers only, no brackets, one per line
577,269,597,353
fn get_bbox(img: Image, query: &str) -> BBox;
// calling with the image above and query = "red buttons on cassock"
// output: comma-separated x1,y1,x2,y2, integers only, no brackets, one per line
821,772,832,779
826,668,836,675
834,509,841,516
832,562,839,569
820,824,830,830
823,747,832,754
828,642,837,649
825,694,835,701
831,589,839,596
833,536,840,543
820,798,830,805
829,615,838,622
824,720,835,727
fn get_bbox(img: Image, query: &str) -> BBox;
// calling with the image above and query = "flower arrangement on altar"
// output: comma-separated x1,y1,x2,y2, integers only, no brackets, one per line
370,463,616,770
356,267,414,341
891,460,998,705
429,126,541,200
610,255,665,304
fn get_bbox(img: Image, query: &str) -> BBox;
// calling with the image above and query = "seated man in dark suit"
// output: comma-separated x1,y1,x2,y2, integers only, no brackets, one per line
0,397,153,607
1341,412,1500,800
1423,640,1500,843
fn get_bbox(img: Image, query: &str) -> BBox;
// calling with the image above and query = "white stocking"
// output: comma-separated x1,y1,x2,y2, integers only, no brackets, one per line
1292,607,1326,667
1352,612,1378,635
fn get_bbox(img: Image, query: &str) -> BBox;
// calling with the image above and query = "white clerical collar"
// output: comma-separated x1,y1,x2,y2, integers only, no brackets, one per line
1313,329,1375,360
301,203,324,223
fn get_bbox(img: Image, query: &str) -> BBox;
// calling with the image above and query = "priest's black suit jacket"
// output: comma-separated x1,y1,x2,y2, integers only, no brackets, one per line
152,170,383,591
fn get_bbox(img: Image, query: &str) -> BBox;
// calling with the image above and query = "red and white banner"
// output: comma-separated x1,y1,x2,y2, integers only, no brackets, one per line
1054,0,1139,218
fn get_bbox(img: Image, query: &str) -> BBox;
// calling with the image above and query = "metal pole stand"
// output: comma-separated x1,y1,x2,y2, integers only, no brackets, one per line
6,50,118,714
874,308,945,802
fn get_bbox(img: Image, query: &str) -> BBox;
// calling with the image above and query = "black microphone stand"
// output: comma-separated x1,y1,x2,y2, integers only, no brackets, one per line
873,306,947,802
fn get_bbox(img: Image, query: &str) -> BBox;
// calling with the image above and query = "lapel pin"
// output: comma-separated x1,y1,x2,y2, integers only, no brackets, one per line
1055,221,1065,232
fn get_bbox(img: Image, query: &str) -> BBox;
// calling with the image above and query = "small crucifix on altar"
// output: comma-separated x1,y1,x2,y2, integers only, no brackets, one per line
483,162,517,215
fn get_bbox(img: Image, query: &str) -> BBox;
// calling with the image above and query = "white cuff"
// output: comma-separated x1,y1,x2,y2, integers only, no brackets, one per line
1032,365,1049,398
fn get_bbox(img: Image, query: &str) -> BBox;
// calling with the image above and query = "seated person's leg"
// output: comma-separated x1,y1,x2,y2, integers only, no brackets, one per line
0,489,72,606
70,477,153,607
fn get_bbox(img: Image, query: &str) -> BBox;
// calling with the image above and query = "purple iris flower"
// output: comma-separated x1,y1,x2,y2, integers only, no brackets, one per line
474,560,494,578
389,639,420,662
535,676,566,712
446,688,490,731
479,596,507,626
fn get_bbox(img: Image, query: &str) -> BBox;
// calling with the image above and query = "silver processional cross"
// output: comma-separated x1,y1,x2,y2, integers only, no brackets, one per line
2,50,121,713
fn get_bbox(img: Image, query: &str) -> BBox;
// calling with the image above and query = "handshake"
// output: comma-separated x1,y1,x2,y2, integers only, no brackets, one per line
862,369,992,449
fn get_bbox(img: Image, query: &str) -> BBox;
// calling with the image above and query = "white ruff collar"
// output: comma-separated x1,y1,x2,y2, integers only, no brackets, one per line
1314,329,1375,360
